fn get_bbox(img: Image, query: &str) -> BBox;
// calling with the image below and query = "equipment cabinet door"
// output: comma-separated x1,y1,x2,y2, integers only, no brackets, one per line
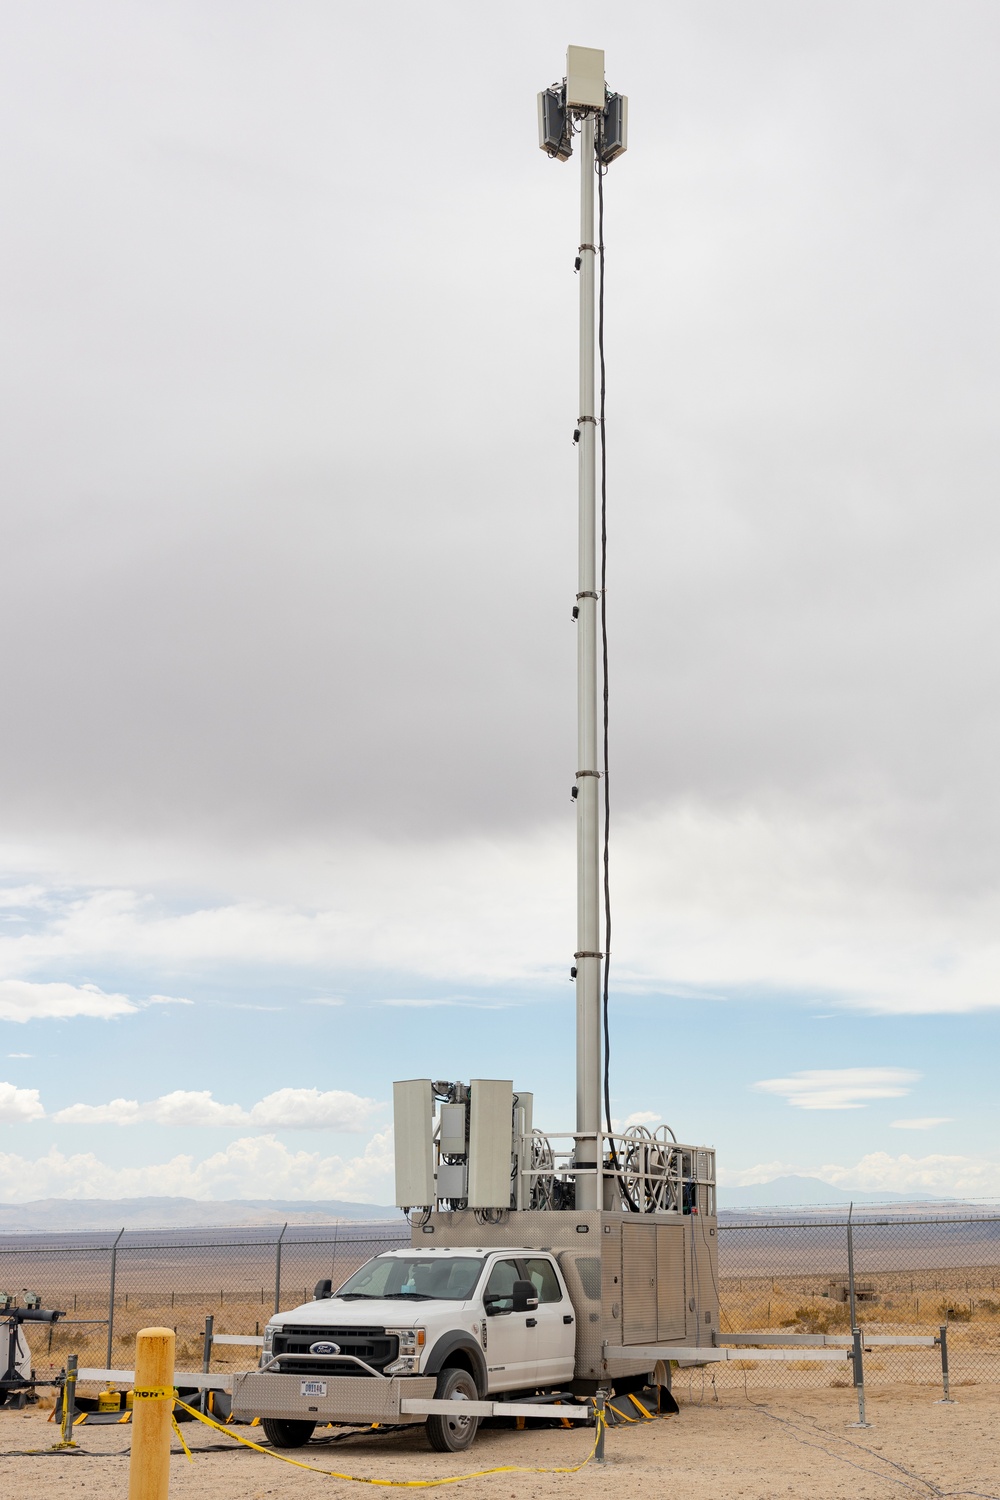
522,1257,575,1388
622,1222,657,1344
482,1258,532,1392
655,1222,685,1339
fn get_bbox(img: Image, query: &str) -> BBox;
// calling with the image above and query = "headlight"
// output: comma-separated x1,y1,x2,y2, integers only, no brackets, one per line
385,1327,426,1357
261,1324,276,1364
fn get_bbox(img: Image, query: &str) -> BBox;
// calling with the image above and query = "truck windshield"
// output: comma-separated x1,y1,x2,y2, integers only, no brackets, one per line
334,1256,485,1302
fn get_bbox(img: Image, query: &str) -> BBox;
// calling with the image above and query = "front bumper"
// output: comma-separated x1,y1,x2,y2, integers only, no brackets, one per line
231,1371,437,1426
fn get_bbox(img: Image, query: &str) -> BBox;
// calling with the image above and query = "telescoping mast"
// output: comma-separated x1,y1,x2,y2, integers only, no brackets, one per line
391,46,718,1387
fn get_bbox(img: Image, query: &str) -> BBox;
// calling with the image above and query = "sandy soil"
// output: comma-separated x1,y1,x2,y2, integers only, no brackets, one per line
2,1387,998,1499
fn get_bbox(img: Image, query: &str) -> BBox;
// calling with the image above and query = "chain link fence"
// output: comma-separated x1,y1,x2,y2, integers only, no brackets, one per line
0,1221,409,1383
3,1207,998,1394
713,1206,1000,1395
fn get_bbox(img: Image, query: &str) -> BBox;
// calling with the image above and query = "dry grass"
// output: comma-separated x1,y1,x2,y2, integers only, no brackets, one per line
714,1265,1000,1390
13,1259,1000,1395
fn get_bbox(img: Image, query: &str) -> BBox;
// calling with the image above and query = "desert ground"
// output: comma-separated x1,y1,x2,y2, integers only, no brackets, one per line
2,1385,999,1499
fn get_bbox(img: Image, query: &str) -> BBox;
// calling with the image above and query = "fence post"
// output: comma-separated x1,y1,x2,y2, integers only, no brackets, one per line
56,1353,79,1448
106,1227,125,1369
846,1204,858,1340
200,1314,214,1414
128,1327,174,1500
845,1207,871,1426
848,1327,870,1427
937,1323,955,1403
273,1223,287,1316
595,1390,607,1463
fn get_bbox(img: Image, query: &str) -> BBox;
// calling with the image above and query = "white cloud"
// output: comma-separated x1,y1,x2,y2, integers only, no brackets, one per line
0,886,48,909
7,1053,32,1059
50,1086,382,1130
51,1098,142,1126
611,1110,662,1131
890,1117,954,1130
6,797,1000,1019
753,1067,920,1110
821,1151,998,1197
0,1082,44,1123
146,1091,249,1128
721,1151,1000,1198
248,1088,381,1131
0,979,135,1023
0,1129,396,1203
717,1160,800,1187
145,994,194,1007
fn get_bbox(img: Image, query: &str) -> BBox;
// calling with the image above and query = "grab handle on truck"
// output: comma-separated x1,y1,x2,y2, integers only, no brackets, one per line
258,1352,386,1379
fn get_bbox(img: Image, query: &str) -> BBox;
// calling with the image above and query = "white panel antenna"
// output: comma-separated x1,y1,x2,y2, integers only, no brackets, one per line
392,1079,435,1207
467,1079,514,1208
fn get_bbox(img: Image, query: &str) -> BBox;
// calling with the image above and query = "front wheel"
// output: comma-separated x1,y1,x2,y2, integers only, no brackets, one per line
425,1366,480,1453
262,1417,316,1448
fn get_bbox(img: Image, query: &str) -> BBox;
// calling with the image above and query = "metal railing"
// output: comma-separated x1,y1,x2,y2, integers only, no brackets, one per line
523,1128,715,1214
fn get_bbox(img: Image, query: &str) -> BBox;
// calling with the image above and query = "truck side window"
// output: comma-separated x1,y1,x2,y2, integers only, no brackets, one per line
484,1259,521,1313
523,1258,562,1304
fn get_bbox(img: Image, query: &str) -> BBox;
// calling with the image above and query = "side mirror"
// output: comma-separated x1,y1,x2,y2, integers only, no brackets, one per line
512,1280,539,1314
313,1279,333,1300
483,1293,503,1316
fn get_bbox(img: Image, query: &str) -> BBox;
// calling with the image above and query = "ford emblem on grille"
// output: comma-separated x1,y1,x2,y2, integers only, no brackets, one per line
309,1340,341,1355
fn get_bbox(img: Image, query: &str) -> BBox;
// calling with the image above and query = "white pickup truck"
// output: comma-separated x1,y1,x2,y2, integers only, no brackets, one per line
233,1246,578,1453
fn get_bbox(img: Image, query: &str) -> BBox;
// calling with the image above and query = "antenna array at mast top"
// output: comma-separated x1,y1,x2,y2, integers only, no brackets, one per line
537,46,628,164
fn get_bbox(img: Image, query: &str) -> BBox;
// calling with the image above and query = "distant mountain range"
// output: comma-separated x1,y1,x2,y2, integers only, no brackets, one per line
0,1196,401,1233
718,1175,945,1208
0,1179,964,1232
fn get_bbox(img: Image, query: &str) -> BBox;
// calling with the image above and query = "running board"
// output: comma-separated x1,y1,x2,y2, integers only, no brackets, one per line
602,1346,850,1363
716,1333,937,1348
400,1399,591,1420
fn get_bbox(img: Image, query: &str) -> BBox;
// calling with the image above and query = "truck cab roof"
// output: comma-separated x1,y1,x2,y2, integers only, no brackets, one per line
375,1247,552,1258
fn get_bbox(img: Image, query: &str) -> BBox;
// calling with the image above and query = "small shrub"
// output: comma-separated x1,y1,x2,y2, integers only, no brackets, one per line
782,1303,852,1334
940,1303,972,1323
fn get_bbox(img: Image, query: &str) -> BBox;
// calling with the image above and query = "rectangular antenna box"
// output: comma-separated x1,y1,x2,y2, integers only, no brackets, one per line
566,45,605,110
393,1079,434,1206
467,1079,513,1208
435,1162,468,1199
438,1103,467,1156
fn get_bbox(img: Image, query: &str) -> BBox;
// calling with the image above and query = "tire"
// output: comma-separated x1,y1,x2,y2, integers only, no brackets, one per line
262,1417,316,1448
425,1366,480,1454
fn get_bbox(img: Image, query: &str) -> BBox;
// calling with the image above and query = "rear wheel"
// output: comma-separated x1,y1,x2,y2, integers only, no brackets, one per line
425,1366,480,1453
262,1417,316,1448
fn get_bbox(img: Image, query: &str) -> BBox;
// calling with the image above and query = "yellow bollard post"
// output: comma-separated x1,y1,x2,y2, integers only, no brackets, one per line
128,1327,175,1500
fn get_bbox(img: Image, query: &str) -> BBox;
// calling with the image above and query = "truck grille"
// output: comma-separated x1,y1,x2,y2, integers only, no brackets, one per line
271,1325,399,1376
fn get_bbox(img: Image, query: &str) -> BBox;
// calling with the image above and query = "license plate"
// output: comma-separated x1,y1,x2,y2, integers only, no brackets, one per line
300,1380,327,1397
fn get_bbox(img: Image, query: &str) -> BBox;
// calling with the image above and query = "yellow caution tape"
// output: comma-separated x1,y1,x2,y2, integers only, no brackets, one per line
171,1414,194,1464
172,1397,605,1487
132,1387,175,1401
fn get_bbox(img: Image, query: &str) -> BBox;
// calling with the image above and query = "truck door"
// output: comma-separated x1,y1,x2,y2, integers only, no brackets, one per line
481,1258,532,1392
521,1257,575,1387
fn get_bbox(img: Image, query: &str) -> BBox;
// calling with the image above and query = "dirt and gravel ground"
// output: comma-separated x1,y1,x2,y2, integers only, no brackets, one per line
2,1387,998,1499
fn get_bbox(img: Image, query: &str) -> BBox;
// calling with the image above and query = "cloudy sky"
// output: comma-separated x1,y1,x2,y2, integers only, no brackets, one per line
2,1,999,1207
